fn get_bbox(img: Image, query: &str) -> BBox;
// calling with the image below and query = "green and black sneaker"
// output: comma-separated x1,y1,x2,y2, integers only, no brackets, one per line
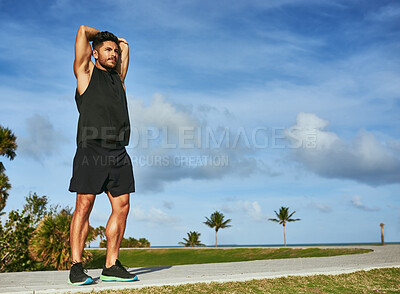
68,262,93,285
100,259,138,282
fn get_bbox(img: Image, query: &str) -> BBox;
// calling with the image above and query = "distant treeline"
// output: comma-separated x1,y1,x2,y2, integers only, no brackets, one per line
100,237,150,248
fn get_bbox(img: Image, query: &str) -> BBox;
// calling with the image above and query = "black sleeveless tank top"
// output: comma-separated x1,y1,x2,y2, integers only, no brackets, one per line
75,66,130,147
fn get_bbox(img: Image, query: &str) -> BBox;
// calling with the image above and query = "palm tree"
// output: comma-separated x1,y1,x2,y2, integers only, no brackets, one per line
0,126,17,161
29,208,92,270
178,231,205,247
0,126,17,215
95,225,106,243
269,207,300,247
380,223,385,245
85,225,97,248
204,211,231,247
0,173,11,215
138,238,151,248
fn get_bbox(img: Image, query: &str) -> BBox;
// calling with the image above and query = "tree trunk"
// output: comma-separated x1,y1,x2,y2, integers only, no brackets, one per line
215,230,218,248
283,223,286,247
380,223,385,246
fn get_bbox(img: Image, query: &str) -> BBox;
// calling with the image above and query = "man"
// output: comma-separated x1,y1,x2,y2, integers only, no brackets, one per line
68,25,137,285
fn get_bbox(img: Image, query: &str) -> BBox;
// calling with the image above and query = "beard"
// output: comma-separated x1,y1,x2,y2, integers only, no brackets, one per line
98,56,118,70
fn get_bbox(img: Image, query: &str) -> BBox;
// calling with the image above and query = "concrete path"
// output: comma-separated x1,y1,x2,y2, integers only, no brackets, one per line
1,245,399,294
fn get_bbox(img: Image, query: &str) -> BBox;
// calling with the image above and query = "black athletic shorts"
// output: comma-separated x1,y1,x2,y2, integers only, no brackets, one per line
69,140,135,196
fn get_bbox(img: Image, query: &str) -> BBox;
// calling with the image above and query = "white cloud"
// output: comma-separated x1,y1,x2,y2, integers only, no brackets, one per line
387,139,400,152
221,204,233,213
18,114,67,161
132,206,180,225
366,3,400,22
127,94,270,192
163,201,174,210
238,200,267,222
351,195,380,212
285,112,400,185
307,202,332,213
130,93,198,132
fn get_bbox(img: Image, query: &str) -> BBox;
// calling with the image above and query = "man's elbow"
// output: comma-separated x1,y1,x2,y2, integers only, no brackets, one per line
77,25,86,36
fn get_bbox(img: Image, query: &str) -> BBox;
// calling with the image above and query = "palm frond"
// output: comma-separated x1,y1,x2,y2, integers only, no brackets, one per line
268,218,280,222
0,126,17,160
179,231,205,247
269,207,300,224
288,218,301,222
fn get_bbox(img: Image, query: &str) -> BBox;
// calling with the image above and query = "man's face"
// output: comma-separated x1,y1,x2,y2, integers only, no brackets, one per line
93,41,120,70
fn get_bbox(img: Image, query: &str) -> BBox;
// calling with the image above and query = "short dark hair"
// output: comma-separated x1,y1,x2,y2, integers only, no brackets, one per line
92,31,119,50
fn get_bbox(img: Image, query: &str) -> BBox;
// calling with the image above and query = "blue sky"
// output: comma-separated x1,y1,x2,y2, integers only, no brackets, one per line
1,0,399,246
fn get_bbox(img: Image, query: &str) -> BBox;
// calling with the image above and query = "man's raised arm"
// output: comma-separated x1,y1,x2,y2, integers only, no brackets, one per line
73,25,99,77
116,38,129,84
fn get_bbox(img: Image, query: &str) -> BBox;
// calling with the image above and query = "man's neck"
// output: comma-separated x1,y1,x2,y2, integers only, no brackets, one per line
95,61,114,72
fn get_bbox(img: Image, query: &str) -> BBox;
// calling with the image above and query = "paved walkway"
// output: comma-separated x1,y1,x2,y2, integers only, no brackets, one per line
1,245,399,294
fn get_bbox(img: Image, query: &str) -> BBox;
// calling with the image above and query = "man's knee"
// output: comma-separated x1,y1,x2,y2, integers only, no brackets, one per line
114,201,130,217
75,195,95,217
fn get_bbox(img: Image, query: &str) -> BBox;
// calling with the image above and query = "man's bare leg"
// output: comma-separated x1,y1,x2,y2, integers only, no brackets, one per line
105,192,130,268
70,193,96,263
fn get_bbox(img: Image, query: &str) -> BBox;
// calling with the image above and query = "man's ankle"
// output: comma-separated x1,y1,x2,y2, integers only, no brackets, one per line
105,260,116,268
71,260,82,266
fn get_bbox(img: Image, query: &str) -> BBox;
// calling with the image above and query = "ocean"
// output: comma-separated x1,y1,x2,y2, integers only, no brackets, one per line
148,241,399,248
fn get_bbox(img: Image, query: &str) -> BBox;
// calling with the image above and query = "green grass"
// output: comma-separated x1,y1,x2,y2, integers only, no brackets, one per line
78,267,400,294
86,247,371,268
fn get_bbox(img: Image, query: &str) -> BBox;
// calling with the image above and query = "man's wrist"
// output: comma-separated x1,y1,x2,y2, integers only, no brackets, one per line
118,38,129,46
